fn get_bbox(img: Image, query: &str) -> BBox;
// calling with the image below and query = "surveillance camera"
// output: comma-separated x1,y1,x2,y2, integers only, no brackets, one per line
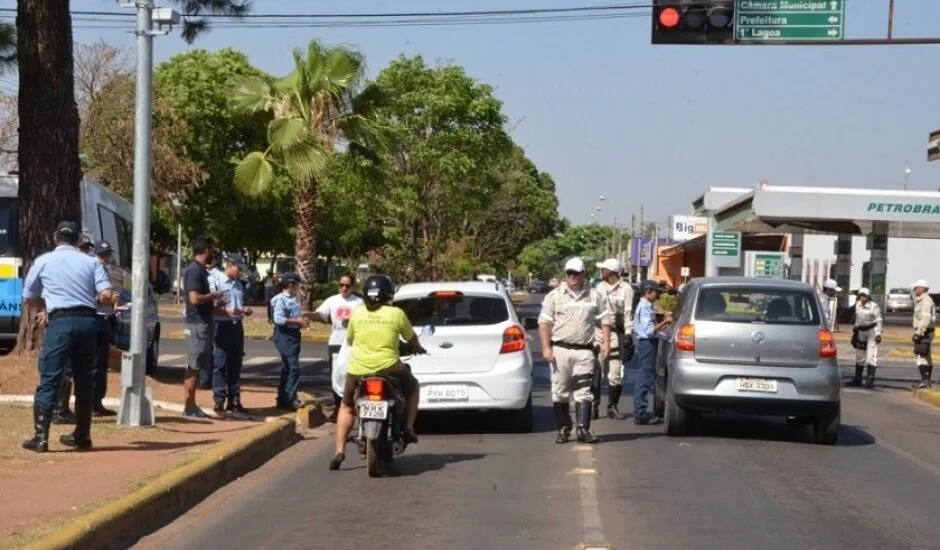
152,8,180,26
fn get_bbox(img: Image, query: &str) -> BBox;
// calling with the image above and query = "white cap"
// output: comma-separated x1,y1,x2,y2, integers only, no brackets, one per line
564,257,586,273
596,258,621,273
913,279,930,290
857,287,871,296
822,279,841,292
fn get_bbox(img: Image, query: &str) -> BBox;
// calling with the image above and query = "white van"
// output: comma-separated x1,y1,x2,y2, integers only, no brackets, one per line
0,173,162,372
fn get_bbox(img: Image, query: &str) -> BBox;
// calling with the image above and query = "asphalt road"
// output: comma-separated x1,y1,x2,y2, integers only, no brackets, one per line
133,295,940,549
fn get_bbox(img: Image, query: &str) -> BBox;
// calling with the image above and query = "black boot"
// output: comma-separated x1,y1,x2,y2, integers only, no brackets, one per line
592,401,600,420
60,399,93,450
22,402,53,453
928,365,935,388
607,385,627,419
553,402,572,444
576,401,600,444
53,378,76,425
846,365,864,387
865,365,876,389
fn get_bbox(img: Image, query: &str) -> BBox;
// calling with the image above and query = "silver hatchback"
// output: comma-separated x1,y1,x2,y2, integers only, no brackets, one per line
653,277,841,445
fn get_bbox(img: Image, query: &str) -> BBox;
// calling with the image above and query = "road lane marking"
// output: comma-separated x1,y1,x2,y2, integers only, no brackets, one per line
158,354,184,364
575,444,608,548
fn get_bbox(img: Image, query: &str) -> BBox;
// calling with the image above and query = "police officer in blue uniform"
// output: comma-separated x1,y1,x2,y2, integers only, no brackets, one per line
21,221,115,453
269,273,309,410
91,240,118,416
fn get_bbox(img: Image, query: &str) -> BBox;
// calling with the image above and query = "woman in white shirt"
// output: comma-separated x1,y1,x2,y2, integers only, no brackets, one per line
314,272,364,419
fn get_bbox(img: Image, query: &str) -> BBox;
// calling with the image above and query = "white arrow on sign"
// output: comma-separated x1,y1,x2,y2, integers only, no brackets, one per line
827,28,838,37
828,15,839,24
830,0,838,9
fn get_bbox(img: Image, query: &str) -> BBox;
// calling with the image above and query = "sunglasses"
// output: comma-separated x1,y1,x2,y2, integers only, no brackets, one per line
565,270,584,277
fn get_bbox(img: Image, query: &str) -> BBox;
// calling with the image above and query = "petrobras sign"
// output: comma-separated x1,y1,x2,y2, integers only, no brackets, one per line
669,215,707,242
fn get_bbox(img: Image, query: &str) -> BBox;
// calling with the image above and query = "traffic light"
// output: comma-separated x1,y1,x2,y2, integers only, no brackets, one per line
651,0,735,45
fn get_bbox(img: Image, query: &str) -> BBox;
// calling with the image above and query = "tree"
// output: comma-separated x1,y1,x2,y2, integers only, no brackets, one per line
0,23,15,74
231,39,385,307
153,48,272,242
0,92,16,171
371,55,514,281
14,0,251,355
14,0,84,355
74,40,132,143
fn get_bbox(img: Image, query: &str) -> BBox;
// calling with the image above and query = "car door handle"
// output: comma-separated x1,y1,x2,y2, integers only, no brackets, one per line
439,342,453,349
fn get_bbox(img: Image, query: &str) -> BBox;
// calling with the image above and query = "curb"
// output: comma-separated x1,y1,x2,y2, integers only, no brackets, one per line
20,392,325,550
913,388,940,409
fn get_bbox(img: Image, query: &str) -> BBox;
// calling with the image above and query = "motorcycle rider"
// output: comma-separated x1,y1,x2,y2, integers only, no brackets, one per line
329,274,427,471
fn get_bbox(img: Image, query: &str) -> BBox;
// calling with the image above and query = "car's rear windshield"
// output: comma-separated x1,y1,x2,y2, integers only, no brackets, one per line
695,287,819,326
395,294,509,326
889,288,912,295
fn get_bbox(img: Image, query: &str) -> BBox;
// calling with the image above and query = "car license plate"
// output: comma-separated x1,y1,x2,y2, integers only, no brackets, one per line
358,401,388,420
426,385,470,401
736,378,778,393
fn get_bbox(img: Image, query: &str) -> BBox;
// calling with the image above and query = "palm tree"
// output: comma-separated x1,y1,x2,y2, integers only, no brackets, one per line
0,23,14,74
230,39,385,306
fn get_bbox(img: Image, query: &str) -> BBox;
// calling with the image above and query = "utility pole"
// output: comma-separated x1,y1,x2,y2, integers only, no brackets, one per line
117,1,178,427
888,0,895,40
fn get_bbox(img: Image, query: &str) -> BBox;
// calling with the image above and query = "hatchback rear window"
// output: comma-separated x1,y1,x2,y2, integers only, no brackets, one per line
395,294,509,326
889,288,911,295
695,287,819,326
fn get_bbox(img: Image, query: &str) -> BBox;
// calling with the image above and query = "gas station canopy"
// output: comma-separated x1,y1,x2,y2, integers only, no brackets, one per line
712,185,940,239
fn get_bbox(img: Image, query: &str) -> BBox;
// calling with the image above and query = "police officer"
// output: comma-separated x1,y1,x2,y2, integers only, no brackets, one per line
538,257,612,444
847,287,883,388
21,221,114,453
633,280,670,425
270,272,309,410
591,258,633,420
819,279,840,332
91,240,118,415
912,280,935,389
211,260,252,417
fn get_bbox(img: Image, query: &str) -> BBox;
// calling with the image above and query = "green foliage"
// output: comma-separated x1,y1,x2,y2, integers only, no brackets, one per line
369,55,558,281
514,224,623,280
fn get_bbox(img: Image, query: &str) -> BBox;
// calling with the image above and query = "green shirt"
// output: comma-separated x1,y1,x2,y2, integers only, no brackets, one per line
346,305,416,376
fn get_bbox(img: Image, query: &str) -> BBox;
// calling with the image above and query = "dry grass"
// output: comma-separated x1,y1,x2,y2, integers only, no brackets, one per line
163,316,331,342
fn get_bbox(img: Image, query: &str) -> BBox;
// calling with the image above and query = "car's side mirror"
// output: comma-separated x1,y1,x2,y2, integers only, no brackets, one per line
523,317,539,331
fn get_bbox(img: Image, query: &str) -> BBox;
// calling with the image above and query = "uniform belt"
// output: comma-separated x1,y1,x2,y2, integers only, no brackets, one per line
48,307,96,321
551,341,593,350
856,323,876,331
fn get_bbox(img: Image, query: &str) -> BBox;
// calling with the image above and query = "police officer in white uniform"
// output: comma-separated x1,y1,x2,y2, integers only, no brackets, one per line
592,258,633,420
538,257,612,444
848,287,882,388
819,279,840,331
912,280,936,389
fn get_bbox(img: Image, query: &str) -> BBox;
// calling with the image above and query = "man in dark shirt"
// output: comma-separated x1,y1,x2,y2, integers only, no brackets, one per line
182,236,223,419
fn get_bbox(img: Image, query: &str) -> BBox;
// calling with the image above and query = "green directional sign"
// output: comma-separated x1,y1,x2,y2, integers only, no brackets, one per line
712,231,741,257
734,0,845,42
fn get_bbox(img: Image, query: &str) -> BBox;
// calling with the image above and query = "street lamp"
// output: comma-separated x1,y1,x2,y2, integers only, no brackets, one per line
116,1,179,427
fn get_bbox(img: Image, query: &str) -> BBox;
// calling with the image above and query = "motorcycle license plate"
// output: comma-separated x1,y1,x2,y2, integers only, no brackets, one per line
358,400,388,420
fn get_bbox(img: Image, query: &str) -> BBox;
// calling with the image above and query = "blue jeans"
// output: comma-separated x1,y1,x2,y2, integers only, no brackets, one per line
35,315,99,410
633,339,658,420
213,320,245,405
274,329,301,405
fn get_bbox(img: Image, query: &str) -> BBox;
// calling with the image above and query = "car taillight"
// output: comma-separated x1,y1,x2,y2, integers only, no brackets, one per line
675,324,695,352
364,378,385,401
500,325,526,354
819,328,837,358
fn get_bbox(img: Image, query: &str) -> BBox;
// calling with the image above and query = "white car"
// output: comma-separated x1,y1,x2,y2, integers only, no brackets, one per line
393,281,535,432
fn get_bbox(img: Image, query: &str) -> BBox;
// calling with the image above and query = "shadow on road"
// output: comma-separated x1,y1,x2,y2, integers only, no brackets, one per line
390,452,488,476
679,413,876,447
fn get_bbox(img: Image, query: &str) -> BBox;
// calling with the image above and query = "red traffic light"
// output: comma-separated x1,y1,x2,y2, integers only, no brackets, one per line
658,7,680,28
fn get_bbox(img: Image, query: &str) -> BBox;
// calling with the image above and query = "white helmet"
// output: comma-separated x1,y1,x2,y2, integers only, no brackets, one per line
913,279,930,290
856,287,871,297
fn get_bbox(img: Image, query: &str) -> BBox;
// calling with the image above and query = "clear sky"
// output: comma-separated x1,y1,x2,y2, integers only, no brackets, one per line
3,0,940,230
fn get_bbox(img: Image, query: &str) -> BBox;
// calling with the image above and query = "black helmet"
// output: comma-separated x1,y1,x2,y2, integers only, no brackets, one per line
362,274,395,306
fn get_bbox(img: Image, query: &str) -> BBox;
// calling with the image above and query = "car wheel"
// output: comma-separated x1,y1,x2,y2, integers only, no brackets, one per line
664,391,689,436
507,394,533,433
812,404,840,445
146,332,159,376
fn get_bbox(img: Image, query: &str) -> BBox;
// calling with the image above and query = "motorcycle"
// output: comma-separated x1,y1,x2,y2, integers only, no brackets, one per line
348,341,426,478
